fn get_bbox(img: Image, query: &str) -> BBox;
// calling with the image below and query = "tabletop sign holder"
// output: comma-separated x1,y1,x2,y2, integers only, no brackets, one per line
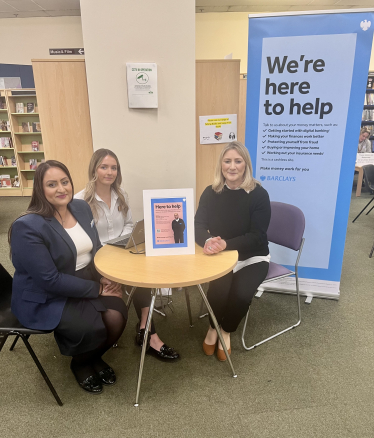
143,188,195,257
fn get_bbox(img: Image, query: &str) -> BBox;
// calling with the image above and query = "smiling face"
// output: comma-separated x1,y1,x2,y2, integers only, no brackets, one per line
221,148,246,189
96,155,118,187
174,213,179,220
43,167,73,208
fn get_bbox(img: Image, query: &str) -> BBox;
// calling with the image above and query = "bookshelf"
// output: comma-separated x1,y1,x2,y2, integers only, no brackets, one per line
0,89,21,195
362,72,374,152
0,88,44,196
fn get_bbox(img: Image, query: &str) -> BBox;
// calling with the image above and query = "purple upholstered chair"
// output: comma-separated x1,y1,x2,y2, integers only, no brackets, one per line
242,201,305,351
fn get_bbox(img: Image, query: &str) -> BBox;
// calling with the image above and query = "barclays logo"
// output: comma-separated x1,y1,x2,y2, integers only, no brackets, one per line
261,175,296,182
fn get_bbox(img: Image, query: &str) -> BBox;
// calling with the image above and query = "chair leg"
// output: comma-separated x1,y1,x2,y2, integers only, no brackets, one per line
184,287,193,327
20,334,63,406
0,334,8,352
352,197,374,223
242,275,302,351
369,241,374,258
10,334,21,351
365,203,374,216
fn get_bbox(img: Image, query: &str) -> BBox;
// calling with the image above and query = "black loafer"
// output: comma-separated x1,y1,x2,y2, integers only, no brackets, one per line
73,373,103,394
98,367,116,386
135,323,151,351
148,344,180,361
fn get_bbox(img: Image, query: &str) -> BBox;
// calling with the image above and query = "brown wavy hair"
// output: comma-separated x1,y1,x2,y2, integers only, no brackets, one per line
83,149,129,222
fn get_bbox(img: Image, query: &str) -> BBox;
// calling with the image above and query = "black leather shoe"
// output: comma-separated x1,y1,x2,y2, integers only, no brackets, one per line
148,344,180,361
135,323,151,351
98,367,116,386
72,372,103,394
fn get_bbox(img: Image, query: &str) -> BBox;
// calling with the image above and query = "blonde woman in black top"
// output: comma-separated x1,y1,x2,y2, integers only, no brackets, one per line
195,141,271,361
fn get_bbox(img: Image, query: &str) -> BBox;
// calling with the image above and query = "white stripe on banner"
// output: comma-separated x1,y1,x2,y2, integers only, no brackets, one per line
246,10,374,298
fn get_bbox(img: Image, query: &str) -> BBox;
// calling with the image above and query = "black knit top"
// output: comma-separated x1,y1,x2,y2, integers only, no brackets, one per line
195,184,271,261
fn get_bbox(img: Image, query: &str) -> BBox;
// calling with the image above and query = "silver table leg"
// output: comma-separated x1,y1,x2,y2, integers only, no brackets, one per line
184,287,193,327
134,288,157,407
126,286,137,309
197,284,237,378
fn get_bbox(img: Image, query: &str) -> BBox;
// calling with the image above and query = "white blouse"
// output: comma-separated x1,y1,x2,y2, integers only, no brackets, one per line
74,188,133,245
65,222,93,271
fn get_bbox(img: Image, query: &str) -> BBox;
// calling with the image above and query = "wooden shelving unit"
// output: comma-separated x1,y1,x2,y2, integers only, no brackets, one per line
1,88,45,196
0,89,22,196
362,73,374,152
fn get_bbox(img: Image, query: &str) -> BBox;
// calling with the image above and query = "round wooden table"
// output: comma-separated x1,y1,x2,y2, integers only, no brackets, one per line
95,243,238,406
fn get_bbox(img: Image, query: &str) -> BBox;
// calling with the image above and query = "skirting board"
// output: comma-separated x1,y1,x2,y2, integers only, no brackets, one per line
260,277,340,300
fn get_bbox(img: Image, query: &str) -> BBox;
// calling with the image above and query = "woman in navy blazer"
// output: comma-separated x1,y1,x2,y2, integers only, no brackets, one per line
10,160,128,394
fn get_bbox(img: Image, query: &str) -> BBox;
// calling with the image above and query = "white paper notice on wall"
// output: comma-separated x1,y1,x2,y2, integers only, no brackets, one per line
199,114,237,144
126,63,158,108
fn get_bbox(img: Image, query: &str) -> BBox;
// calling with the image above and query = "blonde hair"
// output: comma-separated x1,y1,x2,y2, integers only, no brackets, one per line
360,128,370,137
212,141,259,194
84,149,129,221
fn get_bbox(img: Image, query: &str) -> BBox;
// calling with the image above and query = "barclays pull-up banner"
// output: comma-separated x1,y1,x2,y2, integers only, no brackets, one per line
246,10,374,298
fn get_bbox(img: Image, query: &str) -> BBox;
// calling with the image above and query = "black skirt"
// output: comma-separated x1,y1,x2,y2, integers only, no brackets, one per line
53,264,128,356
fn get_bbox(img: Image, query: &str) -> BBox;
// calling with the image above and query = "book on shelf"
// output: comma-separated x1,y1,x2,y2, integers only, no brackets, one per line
367,93,374,105
22,122,30,132
0,101,6,110
368,76,374,89
0,156,6,166
26,103,35,113
12,175,20,187
0,174,11,187
0,120,10,131
0,137,12,148
31,140,39,151
29,158,38,170
11,156,16,166
32,122,41,132
16,102,24,113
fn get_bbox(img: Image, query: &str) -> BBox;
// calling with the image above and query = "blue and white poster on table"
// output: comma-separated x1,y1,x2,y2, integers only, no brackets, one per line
246,10,374,298
143,188,195,257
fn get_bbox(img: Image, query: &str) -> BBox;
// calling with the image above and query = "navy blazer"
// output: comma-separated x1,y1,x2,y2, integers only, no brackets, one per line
11,199,102,331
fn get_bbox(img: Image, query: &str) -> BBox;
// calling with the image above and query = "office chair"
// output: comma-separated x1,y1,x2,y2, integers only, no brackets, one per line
242,201,305,351
0,264,63,406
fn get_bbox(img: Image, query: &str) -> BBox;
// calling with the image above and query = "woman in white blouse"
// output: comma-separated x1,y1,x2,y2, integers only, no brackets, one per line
75,149,179,361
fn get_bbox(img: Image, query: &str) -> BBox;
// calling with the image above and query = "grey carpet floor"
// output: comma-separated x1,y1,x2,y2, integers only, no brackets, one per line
0,187,373,438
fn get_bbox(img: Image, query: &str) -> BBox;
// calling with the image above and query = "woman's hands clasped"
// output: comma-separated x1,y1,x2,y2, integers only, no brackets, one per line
203,236,227,255
100,277,123,298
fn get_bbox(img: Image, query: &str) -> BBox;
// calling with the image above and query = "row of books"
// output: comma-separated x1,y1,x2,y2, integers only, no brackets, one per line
362,110,374,121
364,93,374,105
16,102,36,113
0,155,16,166
0,174,20,188
0,137,12,148
21,122,41,133
0,100,6,110
368,76,374,89
0,120,10,131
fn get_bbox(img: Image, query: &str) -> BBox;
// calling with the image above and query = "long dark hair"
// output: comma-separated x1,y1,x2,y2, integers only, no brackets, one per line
8,160,74,251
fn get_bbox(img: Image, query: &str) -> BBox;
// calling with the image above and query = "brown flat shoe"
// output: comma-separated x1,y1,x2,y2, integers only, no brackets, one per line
217,346,231,361
203,341,216,356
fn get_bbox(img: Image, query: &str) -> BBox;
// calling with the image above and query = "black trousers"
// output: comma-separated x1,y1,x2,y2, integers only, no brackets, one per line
132,287,156,335
174,233,184,243
207,262,269,333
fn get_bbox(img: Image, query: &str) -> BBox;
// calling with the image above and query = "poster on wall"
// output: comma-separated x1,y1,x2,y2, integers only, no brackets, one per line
246,10,374,299
199,114,237,144
126,62,158,108
143,188,195,256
